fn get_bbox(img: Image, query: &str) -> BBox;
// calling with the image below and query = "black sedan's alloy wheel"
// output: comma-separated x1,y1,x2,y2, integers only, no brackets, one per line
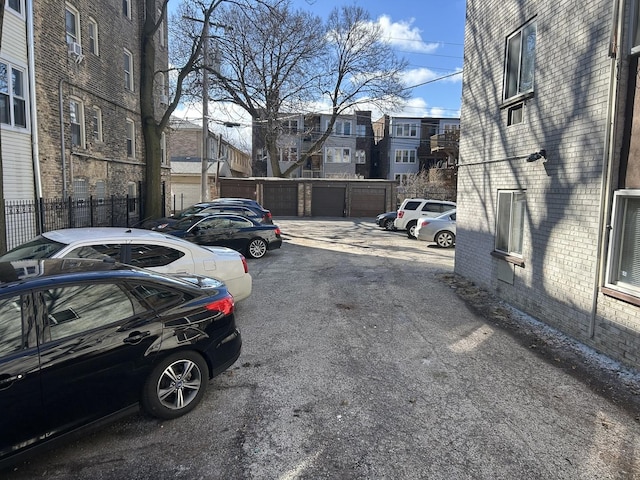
384,219,395,231
247,238,268,258
142,351,209,420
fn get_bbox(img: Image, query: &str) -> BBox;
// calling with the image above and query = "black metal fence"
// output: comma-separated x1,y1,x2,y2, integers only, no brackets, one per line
2,195,143,253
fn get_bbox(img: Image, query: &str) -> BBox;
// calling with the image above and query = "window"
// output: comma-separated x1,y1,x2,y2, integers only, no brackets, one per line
88,18,99,55
95,180,106,204
92,107,102,142
65,4,80,45
508,104,523,126
7,0,22,15
129,244,185,268
122,0,131,19
127,182,137,212
495,190,526,256
634,0,640,53
356,124,366,137
42,284,139,342
394,122,418,137
331,120,351,136
395,173,410,185
394,149,416,163
325,147,351,163
126,119,135,157
0,295,24,356
73,178,88,202
158,9,165,47
504,20,536,101
160,132,167,165
124,49,133,91
606,191,640,297
0,61,27,128
69,98,84,147
66,244,123,261
281,119,298,134
355,150,366,164
278,146,297,162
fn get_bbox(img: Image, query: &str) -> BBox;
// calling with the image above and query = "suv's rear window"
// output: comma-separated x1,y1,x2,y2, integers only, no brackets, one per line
0,236,65,261
403,201,422,210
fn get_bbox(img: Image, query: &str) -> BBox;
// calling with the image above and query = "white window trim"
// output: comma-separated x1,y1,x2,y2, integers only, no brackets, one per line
92,106,103,142
605,189,640,297
394,149,416,163
503,20,536,102
494,190,526,257
158,9,165,47
355,150,366,164
88,17,99,55
124,48,133,91
65,3,81,45
123,0,132,20
0,58,29,131
394,122,418,138
126,119,135,158
7,0,24,17
278,146,298,162
324,147,351,163
160,132,167,165
69,97,85,148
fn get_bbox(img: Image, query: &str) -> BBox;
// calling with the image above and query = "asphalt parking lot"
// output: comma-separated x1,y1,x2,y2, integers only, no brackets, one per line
4,218,640,479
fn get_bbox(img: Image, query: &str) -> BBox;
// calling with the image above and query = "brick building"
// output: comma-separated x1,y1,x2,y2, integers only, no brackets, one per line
457,0,640,370
33,0,170,202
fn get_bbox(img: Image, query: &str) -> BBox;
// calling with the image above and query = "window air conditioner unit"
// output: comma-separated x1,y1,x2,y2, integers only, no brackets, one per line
68,42,83,57
159,94,168,105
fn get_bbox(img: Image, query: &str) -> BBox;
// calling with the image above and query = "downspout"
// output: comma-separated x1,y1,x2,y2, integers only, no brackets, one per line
590,0,625,338
59,79,67,199
26,1,42,200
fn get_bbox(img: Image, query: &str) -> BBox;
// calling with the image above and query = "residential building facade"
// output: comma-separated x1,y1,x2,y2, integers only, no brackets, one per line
373,115,460,182
457,0,640,370
252,111,375,178
169,117,251,208
32,0,170,203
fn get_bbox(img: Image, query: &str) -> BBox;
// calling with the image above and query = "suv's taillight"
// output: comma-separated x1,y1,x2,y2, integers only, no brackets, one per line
398,211,405,218
275,227,282,235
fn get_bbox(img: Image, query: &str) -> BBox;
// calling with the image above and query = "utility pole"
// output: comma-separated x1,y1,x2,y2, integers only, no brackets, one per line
201,20,210,202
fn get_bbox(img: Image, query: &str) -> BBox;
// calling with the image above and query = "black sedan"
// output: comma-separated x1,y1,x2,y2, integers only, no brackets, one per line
376,211,397,230
156,213,282,259
0,258,241,468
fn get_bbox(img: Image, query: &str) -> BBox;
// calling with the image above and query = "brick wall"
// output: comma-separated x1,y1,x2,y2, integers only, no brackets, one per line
457,0,640,371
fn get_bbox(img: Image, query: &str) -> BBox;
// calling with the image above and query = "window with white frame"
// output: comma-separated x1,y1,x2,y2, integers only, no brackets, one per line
126,119,135,157
394,122,418,137
127,182,137,212
278,146,297,162
65,4,80,45
88,18,99,55
72,178,88,202
355,150,366,164
504,20,536,101
394,149,416,163
0,61,27,128
605,190,640,297
95,180,106,204
395,173,410,185
495,190,526,256
69,98,85,147
281,119,298,134
124,49,133,91
92,106,102,142
160,132,167,164
158,9,165,47
122,0,131,19
356,124,366,137
7,0,22,15
325,147,351,163
332,120,351,136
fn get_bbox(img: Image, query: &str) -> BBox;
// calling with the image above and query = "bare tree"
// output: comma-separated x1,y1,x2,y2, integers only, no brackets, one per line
195,1,409,177
140,0,227,219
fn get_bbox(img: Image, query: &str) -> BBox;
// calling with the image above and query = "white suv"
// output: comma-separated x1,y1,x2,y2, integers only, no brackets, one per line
394,198,457,238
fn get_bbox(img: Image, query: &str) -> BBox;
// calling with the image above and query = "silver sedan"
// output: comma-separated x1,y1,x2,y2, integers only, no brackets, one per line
415,209,456,247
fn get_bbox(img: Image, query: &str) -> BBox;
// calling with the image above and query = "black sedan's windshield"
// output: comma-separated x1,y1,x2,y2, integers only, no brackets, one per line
0,236,66,261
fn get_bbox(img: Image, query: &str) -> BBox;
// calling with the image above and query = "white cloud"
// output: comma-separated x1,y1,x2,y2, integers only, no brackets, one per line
376,15,440,54
401,68,463,88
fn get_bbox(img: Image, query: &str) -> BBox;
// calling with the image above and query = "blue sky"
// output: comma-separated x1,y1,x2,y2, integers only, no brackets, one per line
292,0,466,118
171,0,466,147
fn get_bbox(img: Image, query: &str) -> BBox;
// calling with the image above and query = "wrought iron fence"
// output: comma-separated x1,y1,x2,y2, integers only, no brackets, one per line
2,195,143,253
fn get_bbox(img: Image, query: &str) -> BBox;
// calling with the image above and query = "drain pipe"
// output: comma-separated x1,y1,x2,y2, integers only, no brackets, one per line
59,79,68,199
26,0,42,201
590,0,624,338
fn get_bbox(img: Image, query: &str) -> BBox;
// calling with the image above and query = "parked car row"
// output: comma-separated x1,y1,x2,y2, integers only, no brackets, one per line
0,196,280,467
375,198,457,248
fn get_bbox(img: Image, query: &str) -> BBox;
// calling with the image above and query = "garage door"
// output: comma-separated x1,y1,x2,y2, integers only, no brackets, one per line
312,186,346,217
171,184,201,211
264,184,298,216
350,187,386,218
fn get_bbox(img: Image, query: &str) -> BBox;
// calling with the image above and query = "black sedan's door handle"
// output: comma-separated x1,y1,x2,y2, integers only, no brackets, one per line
123,331,151,345
0,373,23,390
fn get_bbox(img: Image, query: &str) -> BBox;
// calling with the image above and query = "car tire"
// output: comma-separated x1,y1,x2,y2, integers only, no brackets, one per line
141,351,209,420
407,221,418,239
435,231,455,248
384,218,396,231
247,238,268,259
